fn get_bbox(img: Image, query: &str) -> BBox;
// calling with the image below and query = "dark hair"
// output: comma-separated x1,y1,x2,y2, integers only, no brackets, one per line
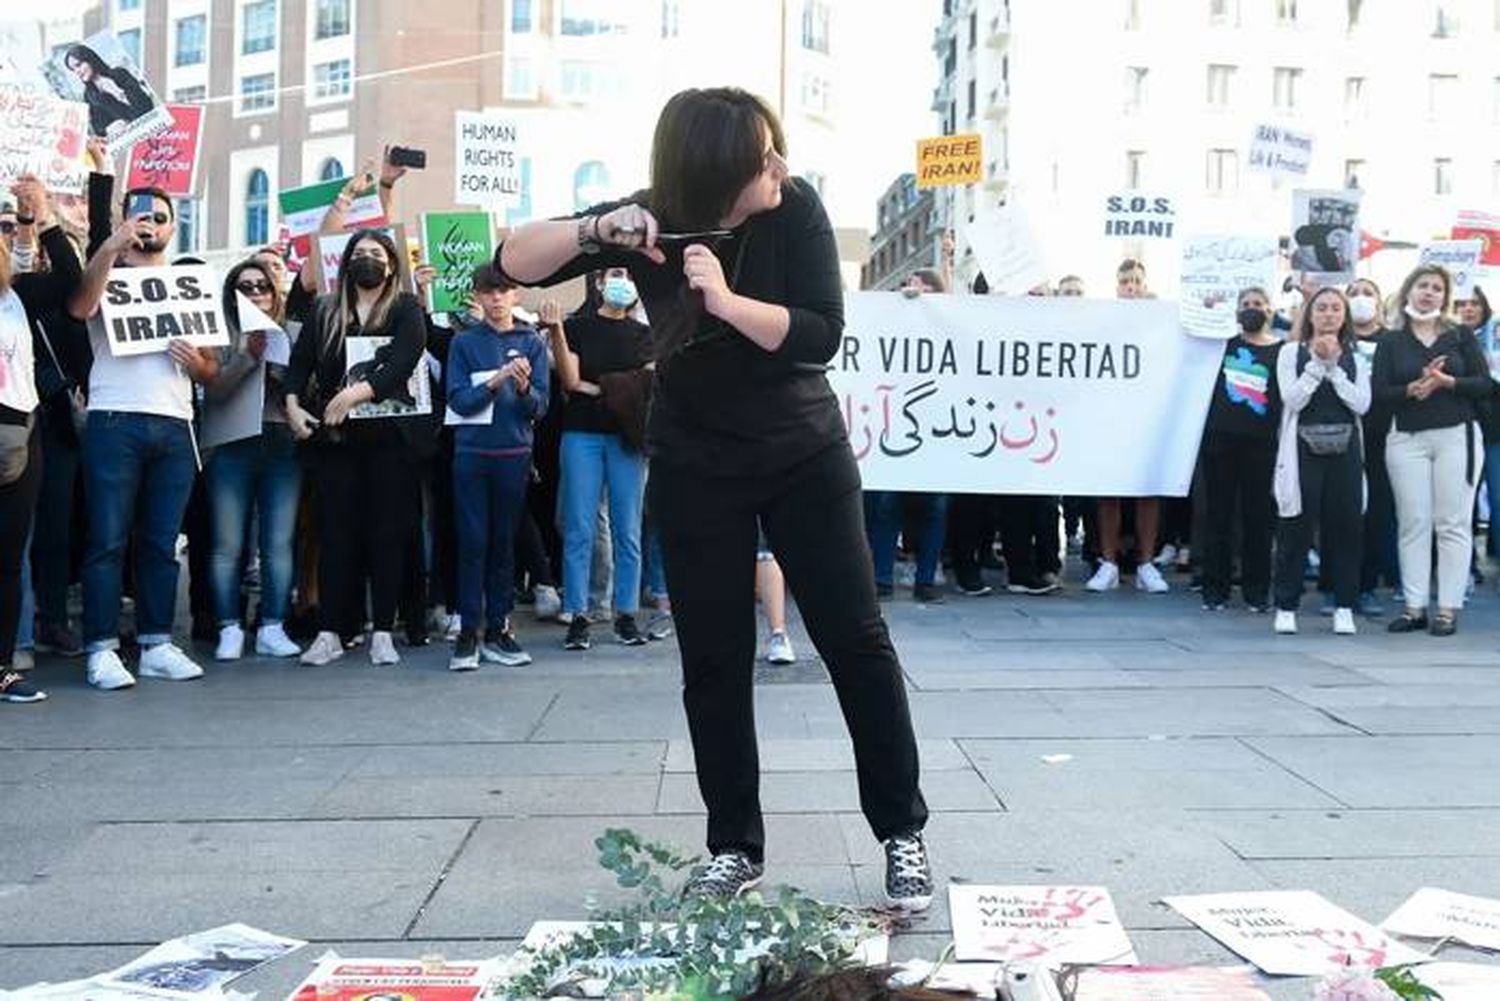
648,87,786,231
1296,285,1355,348
471,262,517,293
1460,285,1492,328
121,186,175,221
222,257,285,333
1117,258,1146,277
65,44,109,76
909,267,947,293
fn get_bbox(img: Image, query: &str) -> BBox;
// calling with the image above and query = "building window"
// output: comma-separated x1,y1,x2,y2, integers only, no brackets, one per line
1434,157,1453,195
966,78,975,119
1434,2,1460,36
801,72,833,118
660,0,679,37
1344,76,1367,119
176,198,197,254
1206,63,1235,106
506,56,537,99
1344,158,1365,188
1272,66,1302,111
1209,0,1234,23
802,1,831,53
173,84,206,102
1125,150,1146,189
512,0,533,32
573,160,611,211
313,59,352,100
1206,148,1238,194
118,0,141,9
560,60,623,101
1124,0,1141,30
943,37,956,77
1428,73,1458,117
243,0,276,54
245,169,268,245
174,15,206,67
118,28,142,67
316,158,343,181
968,10,977,48
1124,66,1147,113
239,72,275,112
1276,0,1297,24
560,0,629,36
315,0,350,40
1347,0,1364,28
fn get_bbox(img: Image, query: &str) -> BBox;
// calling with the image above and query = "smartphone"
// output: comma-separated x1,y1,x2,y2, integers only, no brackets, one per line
129,192,156,219
388,146,427,170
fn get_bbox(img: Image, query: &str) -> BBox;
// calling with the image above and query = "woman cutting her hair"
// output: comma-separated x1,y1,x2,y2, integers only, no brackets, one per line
497,87,932,910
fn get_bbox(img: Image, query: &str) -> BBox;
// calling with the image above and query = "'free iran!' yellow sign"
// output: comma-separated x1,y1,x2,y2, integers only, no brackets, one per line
915,133,983,189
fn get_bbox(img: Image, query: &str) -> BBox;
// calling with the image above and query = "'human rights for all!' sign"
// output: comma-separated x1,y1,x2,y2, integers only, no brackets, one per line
915,133,981,189
98,264,228,357
454,110,522,207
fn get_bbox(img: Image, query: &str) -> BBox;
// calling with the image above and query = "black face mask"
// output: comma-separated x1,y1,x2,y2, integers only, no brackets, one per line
1237,307,1268,332
348,257,387,290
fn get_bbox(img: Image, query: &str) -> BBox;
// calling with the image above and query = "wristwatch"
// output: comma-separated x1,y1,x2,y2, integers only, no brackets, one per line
576,215,602,254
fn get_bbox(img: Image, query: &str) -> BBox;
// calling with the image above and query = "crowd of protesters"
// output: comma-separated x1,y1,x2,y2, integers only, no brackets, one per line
2,144,1498,710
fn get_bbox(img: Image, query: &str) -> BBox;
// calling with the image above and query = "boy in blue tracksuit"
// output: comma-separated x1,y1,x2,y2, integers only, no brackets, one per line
445,264,551,670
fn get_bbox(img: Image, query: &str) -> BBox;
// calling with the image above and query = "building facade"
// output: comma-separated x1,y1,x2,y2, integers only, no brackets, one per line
861,172,938,290
27,0,854,255
933,0,1500,294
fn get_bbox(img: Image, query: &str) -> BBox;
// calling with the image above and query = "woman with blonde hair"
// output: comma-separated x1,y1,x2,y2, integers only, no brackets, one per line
1373,265,1491,635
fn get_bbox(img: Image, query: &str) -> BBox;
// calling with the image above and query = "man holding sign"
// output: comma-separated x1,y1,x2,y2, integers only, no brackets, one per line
66,186,220,691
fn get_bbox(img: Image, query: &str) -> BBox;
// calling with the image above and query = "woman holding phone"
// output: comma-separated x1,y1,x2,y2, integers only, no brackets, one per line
496,87,932,910
1373,265,1490,635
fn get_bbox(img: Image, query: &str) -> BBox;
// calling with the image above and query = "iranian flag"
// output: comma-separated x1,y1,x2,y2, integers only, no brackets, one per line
276,177,385,266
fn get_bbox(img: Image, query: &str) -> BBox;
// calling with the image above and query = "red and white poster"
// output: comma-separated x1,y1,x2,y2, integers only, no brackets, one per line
949,884,1138,966
125,104,203,197
1453,210,1500,268
289,957,499,1001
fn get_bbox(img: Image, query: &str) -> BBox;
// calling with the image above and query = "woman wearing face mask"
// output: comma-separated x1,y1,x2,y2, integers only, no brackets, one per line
204,259,303,662
1458,287,1500,561
1343,278,1397,615
545,267,655,650
1272,287,1370,636
1199,288,1282,612
284,230,427,665
1373,265,1490,636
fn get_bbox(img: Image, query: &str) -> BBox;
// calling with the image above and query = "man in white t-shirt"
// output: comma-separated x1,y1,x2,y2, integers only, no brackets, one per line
67,187,220,690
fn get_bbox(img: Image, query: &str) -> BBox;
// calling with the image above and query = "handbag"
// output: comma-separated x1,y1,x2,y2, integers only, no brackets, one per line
35,320,88,440
0,412,35,486
1297,422,1353,455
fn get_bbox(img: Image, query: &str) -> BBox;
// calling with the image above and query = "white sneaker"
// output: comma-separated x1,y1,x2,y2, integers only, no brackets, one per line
1152,544,1178,568
300,631,344,666
86,649,136,690
1333,608,1357,635
1085,560,1121,592
255,623,302,658
765,630,797,665
215,624,244,662
533,584,562,621
138,643,204,681
1274,610,1298,635
1136,562,1170,594
443,613,462,642
370,630,400,666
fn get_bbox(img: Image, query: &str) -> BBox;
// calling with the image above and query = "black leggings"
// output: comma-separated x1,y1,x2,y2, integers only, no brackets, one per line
1200,432,1277,607
1275,444,1364,611
649,444,928,862
314,439,420,634
1,425,42,667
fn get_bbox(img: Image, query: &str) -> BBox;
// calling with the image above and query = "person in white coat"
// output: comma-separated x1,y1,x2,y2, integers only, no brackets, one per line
1271,286,1371,636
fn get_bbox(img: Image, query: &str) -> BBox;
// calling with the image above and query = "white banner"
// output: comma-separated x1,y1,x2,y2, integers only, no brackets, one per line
1382,887,1500,951
454,109,522,207
831,293,1222,496
1418,239,1484,300
98,265,228,357
949,884,1138,965
966,202,1047,295
1247,123,1314,183
1103,191,1177,240
1179,235,1280,339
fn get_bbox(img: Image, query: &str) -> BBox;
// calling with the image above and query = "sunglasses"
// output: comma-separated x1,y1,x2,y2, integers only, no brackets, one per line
134,212,171,226
236,280,274,295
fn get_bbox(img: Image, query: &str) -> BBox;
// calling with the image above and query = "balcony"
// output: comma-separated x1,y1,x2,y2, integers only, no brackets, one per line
984,162,1009,194
931,19,956,54
984,86,1010,120
931,76,954,112
986,8,1011,45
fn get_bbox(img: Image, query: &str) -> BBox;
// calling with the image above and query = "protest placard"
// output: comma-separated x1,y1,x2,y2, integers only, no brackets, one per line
1103,191,1176,240
1291,188,1361,285
1419,239,1484,299
949,884,1138,965
454,110,523,207
41,30,172,155
444,370,497,426
915,132,982,189
1452,209,1500,268
1073,965,1270,1000
125,104,203,197
1179,235,1279,339
1163,890,1426,977
422,211,494,313
345,336,432,420
0,83,88,194
829,293,1222,495
1408,962,1500,1001
1246,123,1314,183
98,264,228,358
277,176,385,265
290,956,500,1001
1382,887,1500,951
965,202,1047,294
103,923,304,994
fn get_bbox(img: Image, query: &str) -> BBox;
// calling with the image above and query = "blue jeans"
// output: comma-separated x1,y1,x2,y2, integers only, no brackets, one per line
16,525,34,652
453,451,531,632
560,431,645,616
82,412,198,652
206,424,302,627
864,491,949,586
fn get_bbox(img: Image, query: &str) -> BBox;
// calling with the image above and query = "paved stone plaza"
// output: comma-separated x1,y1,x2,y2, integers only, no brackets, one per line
4,575,1500,998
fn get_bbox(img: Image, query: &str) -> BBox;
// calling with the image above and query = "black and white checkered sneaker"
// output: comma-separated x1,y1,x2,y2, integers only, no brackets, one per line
883,830,933,912
683,850,764,899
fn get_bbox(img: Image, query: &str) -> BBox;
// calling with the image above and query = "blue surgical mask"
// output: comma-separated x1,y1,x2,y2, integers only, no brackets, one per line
602,276,637,309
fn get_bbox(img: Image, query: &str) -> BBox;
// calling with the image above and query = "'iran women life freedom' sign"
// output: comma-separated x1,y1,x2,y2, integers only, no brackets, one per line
828,293,1224,496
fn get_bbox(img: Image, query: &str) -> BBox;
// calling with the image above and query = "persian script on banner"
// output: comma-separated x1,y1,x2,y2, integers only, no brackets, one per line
1382,887,1500,952
0,83,89,194
949,884,1138,965
830,293,1223,496
1179,235,1279,339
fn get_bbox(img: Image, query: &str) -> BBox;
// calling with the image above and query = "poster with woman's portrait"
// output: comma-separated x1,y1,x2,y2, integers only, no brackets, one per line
42,29,172,155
